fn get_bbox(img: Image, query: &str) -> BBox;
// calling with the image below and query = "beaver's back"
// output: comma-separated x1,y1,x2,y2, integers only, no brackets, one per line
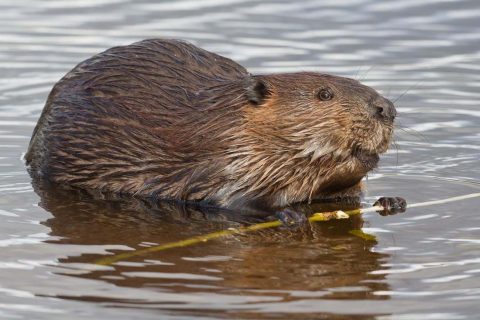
26,39,249,195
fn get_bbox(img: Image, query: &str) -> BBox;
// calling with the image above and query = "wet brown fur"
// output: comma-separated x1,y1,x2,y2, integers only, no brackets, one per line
26,39,395,209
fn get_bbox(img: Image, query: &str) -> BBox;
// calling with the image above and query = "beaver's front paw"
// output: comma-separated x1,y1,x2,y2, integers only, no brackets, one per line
374,197,407,216
275,208,308,227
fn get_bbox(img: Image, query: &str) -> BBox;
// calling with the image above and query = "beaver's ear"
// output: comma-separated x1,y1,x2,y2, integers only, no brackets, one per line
246,77,271,106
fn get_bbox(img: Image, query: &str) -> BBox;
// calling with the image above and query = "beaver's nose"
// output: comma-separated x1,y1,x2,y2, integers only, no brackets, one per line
371,97,396,122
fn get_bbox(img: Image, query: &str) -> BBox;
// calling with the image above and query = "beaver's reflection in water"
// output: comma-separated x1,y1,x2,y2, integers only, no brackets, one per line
34,180,390,303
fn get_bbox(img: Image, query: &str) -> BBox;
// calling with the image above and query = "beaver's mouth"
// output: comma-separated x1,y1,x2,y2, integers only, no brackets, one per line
352,149,379,170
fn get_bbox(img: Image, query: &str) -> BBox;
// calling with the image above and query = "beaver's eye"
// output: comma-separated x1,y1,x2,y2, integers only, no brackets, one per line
317,88,334,101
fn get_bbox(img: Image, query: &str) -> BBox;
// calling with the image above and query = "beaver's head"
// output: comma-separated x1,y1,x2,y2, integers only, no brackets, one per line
244,72,395,169
223,72,396,206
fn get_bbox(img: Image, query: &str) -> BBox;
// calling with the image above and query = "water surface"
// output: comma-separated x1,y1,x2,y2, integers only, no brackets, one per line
1,0,479,319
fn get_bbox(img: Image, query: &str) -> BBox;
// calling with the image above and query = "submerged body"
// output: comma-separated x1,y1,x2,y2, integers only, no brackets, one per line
26,39,398,211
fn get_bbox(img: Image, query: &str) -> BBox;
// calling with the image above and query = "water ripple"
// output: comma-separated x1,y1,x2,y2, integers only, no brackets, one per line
0,0,479,319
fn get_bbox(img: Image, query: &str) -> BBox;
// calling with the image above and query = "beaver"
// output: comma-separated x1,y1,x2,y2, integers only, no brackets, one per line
25,39,405,221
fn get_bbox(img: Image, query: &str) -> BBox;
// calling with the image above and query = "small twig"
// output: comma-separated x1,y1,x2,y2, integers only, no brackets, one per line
95,192,480,266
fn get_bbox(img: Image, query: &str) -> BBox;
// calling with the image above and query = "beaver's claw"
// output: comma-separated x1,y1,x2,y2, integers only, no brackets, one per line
374,197,407,216
275,208,308,227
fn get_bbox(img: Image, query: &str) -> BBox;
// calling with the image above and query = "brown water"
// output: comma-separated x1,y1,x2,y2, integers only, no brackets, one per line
1,0,480,319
